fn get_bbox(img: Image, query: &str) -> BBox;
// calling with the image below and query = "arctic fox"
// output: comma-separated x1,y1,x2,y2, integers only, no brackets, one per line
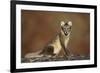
25,21,72,59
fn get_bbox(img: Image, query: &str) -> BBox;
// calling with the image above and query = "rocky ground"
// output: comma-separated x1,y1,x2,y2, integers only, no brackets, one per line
21,55,90,63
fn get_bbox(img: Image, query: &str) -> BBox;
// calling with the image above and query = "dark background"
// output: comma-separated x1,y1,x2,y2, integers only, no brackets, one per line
21,10,90,57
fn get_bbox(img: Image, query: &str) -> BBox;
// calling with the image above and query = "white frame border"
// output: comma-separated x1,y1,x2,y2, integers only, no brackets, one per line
16,4,95,69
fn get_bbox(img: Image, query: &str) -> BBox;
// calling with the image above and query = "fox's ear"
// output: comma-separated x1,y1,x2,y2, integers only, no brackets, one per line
68,21,72,26
61,21,65,26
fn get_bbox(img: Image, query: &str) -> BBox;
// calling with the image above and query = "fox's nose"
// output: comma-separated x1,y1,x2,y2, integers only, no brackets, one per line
65,32,68,35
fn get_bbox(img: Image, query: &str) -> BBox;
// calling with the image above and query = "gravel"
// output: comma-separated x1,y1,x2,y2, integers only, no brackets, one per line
21,55,90,63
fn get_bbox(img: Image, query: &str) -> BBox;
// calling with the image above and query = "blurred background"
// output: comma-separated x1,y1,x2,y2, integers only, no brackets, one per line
21,10,90,58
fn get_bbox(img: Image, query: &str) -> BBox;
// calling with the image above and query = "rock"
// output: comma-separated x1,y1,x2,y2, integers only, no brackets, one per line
21,55,90,63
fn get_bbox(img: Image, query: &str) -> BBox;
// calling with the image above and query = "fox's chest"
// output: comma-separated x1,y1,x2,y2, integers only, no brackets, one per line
60,31,70,48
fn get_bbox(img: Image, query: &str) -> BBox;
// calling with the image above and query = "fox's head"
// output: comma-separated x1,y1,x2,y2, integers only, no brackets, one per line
61,21,72,36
